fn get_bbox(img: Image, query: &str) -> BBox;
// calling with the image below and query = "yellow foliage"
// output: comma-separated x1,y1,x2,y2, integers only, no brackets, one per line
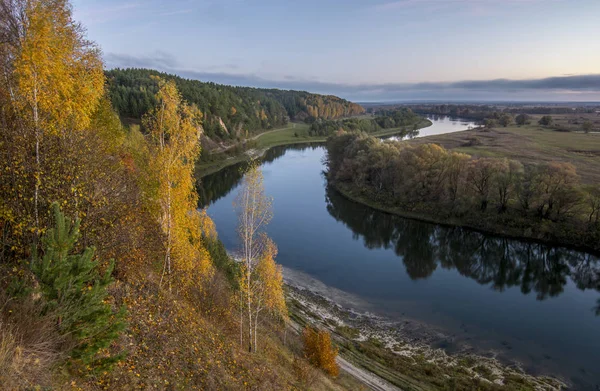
302,326,339,377
13,0,104,133
143,78,213,288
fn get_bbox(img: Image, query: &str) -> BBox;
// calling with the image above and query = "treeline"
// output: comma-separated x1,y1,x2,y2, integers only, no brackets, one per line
106,68,364,140
326,133,600,253
309,108,422,137
405,104,597,121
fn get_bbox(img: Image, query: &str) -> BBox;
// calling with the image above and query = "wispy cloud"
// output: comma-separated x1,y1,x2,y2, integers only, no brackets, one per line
159,9,193,16
74,1,142,25
105,51,600,101
372,0,562,13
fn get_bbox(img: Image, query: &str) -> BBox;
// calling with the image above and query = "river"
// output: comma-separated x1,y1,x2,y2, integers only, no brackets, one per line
199,117,600,390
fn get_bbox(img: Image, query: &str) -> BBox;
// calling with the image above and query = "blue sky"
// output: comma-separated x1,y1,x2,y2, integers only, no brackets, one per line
72,0,600,101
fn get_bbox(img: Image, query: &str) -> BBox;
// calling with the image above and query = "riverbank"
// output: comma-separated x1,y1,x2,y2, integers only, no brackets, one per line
284,268,565,390
330,180,600,256
197,119,432,177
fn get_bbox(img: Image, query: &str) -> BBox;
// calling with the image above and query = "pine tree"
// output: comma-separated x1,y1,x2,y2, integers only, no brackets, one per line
31,202,126,371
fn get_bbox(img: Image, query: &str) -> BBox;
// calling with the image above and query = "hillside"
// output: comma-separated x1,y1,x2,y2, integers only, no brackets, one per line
106,68,364,141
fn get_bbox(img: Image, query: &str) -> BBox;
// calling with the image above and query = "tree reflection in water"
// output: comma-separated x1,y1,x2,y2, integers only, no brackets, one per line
325,185,600,301
197,143,323,208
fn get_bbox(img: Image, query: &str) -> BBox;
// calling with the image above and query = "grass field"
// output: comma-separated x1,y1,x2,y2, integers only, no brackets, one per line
254,122,320,148
529,112,600,133
410,124,600,184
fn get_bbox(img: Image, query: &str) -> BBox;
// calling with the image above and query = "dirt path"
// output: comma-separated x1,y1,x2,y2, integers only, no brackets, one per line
288,319,401,391
337,355,402,391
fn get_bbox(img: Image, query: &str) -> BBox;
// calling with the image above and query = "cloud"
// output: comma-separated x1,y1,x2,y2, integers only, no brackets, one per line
105,51,180,69
371,0,563,15
104,51,600,101
73,1,142,25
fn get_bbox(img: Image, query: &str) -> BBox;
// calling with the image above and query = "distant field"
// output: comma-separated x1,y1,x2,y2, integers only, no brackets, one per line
529,112,600,132
411,124,600,184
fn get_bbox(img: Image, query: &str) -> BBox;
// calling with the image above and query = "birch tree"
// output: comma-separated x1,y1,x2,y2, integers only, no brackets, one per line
235,162,273,352
4,0,103,236
143,78,212,289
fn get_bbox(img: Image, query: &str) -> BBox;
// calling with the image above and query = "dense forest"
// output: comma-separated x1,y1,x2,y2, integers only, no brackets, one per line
0,1,342,389
309,108,422,137
326,132,600,253
106,68,364,140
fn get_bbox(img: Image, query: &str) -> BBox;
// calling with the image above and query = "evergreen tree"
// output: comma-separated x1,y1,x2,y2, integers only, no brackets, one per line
31,203,126,371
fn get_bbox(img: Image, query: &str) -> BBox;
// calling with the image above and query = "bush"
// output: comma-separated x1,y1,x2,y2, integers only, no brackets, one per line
463,137,482,147
292,355,318,387
302,326,339,377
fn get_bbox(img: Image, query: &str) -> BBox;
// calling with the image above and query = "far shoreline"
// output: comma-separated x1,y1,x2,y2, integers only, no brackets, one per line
329,180,600,257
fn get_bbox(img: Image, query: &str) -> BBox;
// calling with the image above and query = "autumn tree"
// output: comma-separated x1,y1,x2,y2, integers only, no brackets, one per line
242,238,287,351
143,78,213,289
235,162,279,352
302,326,339,377
2,0,104,237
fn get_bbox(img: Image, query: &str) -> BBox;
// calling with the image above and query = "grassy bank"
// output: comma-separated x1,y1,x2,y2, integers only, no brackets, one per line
197,119,432,178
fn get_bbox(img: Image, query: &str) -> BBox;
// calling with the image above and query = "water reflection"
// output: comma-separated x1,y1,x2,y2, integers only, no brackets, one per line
198,143,323,207
325,185,600,300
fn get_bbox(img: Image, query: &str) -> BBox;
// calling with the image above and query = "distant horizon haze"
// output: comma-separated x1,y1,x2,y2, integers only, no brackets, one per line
74,0,600,101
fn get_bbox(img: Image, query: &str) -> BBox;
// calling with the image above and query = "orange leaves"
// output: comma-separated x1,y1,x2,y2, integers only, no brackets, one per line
302,326,339,377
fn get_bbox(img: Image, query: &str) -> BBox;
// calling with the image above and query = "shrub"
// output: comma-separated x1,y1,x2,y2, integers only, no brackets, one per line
302,326,339,377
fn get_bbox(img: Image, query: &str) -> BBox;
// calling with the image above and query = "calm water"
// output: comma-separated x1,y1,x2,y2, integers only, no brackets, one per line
200,118,600,389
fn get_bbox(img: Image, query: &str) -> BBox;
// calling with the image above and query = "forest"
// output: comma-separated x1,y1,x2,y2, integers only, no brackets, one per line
106,68,364,140
0,1,343,389
309,107,422,137
326,132,600,253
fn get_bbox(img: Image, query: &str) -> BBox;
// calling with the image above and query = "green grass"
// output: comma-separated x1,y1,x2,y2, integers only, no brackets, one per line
254,122,319,148
411,124,600,184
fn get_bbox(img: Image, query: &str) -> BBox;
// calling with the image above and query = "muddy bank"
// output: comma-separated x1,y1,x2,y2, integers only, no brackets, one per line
284,267,566,391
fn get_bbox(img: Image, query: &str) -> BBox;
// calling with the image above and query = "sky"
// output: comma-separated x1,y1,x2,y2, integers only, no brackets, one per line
72,0,600,102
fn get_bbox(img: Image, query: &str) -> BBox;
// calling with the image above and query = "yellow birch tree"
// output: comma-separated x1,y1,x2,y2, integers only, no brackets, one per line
235,162,274,352
1,0,104,238
143,78,213,289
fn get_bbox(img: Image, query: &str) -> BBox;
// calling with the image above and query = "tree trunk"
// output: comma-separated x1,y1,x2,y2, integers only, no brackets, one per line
33,79,40,240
